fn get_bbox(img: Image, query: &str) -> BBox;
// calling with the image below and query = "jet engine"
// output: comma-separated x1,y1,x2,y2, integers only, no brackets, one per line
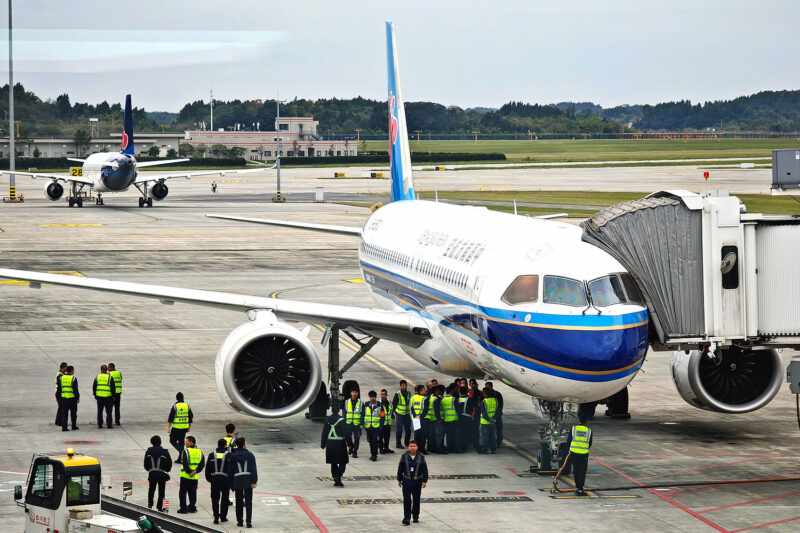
151,182,169,201
671,347,783,414
215,312,322,418
45,181,64,201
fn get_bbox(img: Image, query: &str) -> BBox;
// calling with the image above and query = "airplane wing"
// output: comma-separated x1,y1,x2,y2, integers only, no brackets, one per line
533,213,569,219
67,157,86,164
0,268,430,347
134,167,265,184
1,170,94,186
206,214,363,236
136,158,190,168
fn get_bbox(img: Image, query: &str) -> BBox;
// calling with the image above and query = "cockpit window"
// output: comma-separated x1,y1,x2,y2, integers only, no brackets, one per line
501,275,539,305
543,275,587,307
620,273,644,306
588,275,626,307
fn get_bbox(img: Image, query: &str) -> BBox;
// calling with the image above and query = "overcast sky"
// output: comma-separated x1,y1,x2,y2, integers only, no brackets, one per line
2,0,799,111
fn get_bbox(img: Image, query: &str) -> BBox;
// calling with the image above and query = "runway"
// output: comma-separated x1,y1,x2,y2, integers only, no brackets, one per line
1,168,799,532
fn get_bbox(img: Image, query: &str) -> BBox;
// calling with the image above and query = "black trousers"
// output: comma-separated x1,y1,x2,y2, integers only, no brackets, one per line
413,426,426,453
395,414,412,446
234,486,253,525
210,481,230,520
148,478,166,510
330,463,346,480
402,479,422,520
380,425,392,451
112,394,121,424
444,422,459,452
179,477,198,511
366,428,380,458
55,394,63,426
96,397,113,427
170,428,188,461
571,453,589,491
61,398,77,430
457,417,472,451
346,426,361,453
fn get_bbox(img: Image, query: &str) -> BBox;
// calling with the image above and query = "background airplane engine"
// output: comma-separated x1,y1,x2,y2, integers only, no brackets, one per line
151,182,169,201
45,181,64,201
215,314,322,418
671,348,783,414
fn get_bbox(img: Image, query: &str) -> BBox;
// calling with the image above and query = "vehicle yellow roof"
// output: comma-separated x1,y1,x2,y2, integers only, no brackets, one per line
51,449,100,468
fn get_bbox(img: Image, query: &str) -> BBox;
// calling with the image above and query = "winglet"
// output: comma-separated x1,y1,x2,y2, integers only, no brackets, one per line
386,21,415,202
121,94,135,156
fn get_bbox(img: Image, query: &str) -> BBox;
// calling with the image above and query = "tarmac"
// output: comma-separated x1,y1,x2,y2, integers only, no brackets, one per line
1,166,799,532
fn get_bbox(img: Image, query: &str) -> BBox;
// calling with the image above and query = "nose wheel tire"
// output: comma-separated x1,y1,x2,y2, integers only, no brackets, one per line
138,198,153,208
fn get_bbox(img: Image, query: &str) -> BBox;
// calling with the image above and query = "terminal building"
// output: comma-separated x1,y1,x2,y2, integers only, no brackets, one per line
1,116,356,160
183,117,357,160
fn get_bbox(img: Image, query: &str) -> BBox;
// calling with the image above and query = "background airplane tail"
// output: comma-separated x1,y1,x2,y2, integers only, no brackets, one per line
121,94,135,156
386,21,416,202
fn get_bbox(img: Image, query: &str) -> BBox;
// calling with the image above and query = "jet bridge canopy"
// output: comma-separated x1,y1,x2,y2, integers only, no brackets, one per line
581,190,800,350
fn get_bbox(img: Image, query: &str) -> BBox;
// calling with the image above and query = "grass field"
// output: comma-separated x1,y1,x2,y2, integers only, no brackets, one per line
364,138,800,163
416,190,800,216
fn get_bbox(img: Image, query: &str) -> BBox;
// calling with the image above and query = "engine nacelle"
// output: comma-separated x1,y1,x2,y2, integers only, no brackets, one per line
151,182,169,201
671,347,783,414
45,181,64,201
215,312,322,418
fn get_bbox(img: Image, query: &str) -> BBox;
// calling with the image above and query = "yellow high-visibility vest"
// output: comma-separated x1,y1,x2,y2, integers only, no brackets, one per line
424,395,438,421
172,402,190,429
480,397,497,425
395,392,410,416
345,399,363,427
569,425,592,455
180,447,204,480
95,373,112,398
60,374,75,399
410,394,425,417
363,403,382,429
441,394,458,423
109,370,122,394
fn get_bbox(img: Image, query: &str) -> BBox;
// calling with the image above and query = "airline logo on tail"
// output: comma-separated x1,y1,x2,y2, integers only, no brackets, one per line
121,94,135,156
386,21,415,202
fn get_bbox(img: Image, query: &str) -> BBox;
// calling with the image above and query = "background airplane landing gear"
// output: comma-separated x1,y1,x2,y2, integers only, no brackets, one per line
138,197,153,208
95,194,104,206
68,197,83,208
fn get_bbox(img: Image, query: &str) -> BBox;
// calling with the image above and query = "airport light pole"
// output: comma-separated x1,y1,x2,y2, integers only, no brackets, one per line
209,89,214,131
272,96,285,202
7,0,16,201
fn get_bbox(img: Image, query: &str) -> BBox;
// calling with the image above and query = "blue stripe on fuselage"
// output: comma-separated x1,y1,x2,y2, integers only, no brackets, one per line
360,260,649,382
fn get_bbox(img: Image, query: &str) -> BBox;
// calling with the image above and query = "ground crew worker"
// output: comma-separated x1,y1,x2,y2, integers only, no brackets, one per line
58,365,79,431
93,364,115,429
485,381,503,447
167,392,193,463
205,438,230,524
343,388,363,458
410,384,427,453
567,417,593,496
456,379,471,452
225,437,258,528
380,389,395,454
55,361,67,426
321,405,349,487
397,440,428,526
441,384,460,453
108,362,122,425
421,386,443,453
363,390,383,461
479,388,498,454
392,380,412,449
467,379,482,451
224,423,238,451
144,435,172,511
178,435,205,514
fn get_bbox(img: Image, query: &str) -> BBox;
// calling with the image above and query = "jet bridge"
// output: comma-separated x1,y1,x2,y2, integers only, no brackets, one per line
582,190,800,414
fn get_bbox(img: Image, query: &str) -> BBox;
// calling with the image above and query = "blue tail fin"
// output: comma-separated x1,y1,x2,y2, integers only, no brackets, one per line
386,21,415,202
121,94,135,156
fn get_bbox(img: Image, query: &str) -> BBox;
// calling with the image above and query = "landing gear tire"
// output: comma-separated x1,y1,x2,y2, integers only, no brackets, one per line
146,198,153,207
76,197,83,208
138,198,144,208
68,198,74,207
604,387,630,419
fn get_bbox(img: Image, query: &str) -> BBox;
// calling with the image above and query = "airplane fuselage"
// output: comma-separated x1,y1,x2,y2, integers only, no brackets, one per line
359,200,650,404
81,152,138,192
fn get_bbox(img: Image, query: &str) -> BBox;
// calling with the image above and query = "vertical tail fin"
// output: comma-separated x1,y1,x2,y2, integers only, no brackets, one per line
121,94,135,156
386,21,415,202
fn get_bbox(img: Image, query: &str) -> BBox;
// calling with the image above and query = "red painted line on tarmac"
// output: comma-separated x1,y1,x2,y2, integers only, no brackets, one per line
506,467,519,475
593,457,730,533
698,490,800,514
729,515,800,532
293,495,328,533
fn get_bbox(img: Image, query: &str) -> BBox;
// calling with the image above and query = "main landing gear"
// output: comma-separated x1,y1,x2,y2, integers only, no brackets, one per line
138,197,153,208
95,193,105,206
134,182,153,208
67,182,85,207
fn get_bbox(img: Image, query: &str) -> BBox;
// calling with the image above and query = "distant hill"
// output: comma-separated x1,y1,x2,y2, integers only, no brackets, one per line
2,84,799,137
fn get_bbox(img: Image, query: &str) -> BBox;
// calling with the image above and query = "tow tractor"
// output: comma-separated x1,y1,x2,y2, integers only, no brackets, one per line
14,449,220,533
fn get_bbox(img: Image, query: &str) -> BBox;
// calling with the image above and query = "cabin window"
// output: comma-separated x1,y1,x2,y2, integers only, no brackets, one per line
543,275,587,307
502,275,540,305
588,275,626,307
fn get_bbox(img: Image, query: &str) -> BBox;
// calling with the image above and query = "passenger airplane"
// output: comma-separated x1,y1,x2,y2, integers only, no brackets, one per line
2,95,261,207
0,22,782,460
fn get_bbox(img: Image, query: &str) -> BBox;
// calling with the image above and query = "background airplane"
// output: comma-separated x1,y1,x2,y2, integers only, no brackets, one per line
2,94,263,207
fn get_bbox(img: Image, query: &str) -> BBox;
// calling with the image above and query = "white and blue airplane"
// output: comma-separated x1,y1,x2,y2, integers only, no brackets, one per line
2,95,262,207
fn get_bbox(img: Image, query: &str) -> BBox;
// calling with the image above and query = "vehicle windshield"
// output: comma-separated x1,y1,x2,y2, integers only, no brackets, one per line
66,470,100,506
588,275,626,307
543,275,587,307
